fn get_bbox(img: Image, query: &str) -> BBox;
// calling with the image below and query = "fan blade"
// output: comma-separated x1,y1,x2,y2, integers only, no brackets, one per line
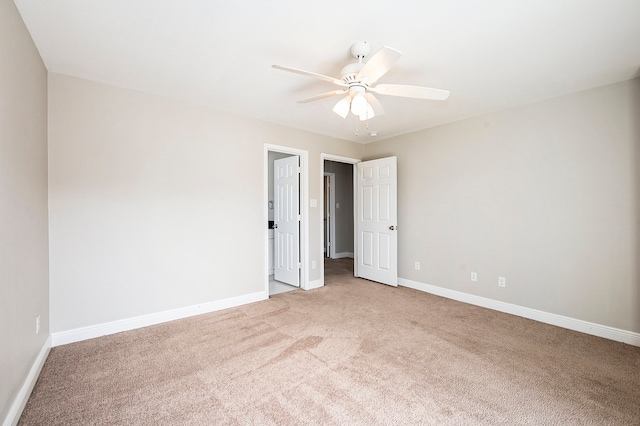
370,84,450,100
272,65,347,87
298,90,347,104
365,93,385,116
356,46,402,85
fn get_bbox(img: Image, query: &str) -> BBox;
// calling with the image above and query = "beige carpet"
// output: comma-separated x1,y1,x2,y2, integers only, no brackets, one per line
20,258,640,425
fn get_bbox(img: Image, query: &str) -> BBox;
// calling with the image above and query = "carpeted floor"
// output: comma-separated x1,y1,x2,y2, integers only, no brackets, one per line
20,258,640,425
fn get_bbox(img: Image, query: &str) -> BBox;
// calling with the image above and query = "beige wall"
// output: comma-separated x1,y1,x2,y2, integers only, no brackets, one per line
0,0,49,420
48,73,364,333
365,79,640,333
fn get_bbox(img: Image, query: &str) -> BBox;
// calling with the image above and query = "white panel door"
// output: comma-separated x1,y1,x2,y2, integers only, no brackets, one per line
356,156,397,286
274,156,300,287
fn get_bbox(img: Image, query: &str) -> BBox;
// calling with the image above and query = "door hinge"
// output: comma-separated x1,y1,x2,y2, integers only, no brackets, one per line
297,167,301,173
298,262,302,269
298,214,301,221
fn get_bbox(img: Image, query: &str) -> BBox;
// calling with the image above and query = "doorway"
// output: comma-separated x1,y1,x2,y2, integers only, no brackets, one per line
265,145,308,296
321,154,360,284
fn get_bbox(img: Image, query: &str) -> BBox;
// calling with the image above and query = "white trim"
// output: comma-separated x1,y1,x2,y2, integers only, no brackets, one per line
304,278,323,291
322,153,362,164
51,291,266,347
265,144,309,295
4,336,51,426
334,252,354,259
320,153,360,288
399,278,640,347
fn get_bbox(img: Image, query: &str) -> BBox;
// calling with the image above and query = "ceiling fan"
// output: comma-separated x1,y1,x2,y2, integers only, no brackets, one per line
272,41,450,121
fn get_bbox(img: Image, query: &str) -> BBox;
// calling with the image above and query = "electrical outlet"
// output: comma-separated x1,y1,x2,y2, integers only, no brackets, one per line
415,261,420,270
311,260,317,269
35,316,40,334
498,277,506,288
471,272,478,282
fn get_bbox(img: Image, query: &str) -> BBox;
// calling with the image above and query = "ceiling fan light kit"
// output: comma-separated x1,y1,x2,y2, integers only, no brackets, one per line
273,41,450,125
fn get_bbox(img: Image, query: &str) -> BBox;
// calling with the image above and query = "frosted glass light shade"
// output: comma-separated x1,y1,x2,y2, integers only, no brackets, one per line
350,93,367,116
332,96,351,119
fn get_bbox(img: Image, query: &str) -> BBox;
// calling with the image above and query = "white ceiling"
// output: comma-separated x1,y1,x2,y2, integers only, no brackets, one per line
14,0,640,143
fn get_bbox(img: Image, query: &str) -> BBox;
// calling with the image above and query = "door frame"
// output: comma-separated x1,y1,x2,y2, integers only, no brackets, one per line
265,144,309,297
320,153,360,285
323,172,336,259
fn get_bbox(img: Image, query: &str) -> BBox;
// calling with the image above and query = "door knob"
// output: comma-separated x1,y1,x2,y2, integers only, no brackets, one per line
273,224,278,229
389,225,397,230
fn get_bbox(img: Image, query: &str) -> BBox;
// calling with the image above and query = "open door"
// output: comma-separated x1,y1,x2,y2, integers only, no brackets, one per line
274,155,300,287
356,156,398,286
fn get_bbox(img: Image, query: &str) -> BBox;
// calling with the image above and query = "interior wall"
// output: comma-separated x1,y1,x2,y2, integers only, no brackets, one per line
364,78,640,334
324,160,354,256
48,73,364,334
0,0,49,420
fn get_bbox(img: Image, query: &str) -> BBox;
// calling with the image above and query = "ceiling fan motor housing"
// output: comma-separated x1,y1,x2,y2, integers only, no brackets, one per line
340,62,364,83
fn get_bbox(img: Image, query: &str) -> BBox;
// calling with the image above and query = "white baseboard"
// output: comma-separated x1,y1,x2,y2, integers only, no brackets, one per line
333,252,354,259
305,278,323,291
399,278,640,347
4,336,51,426
51,291,267,347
